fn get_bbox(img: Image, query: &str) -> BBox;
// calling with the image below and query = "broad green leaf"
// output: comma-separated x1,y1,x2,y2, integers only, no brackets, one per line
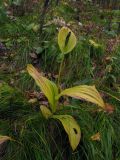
58,27,77,54
40,105,52,119
57,85,105,108
27,64,58,112
0,135,12,144
52,115,81,151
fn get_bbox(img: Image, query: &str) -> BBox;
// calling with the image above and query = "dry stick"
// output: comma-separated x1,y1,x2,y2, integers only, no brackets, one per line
118,22,120,34
56,0,60,5
39,0,61,35
39,0,50,35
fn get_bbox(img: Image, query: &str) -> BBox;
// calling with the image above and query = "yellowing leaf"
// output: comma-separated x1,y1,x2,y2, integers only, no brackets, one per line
40,105,52,119
91,132,100,141
52,115,81,151
57,85,105,108
105,103,115,114
89,40,101,48
58,27,77,54
33,24,40,32
0,135,12,144
27,64,58,112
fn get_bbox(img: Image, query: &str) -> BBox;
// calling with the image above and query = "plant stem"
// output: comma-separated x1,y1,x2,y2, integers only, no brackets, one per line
39,0,50,35
57,54,64,90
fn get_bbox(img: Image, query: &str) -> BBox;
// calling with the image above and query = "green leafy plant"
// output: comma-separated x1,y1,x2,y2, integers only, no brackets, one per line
27,27,105,151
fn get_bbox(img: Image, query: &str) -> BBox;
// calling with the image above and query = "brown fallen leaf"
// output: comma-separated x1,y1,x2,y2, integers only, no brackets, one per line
105,103,115,114
91,132,100,141
30,52,37,59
